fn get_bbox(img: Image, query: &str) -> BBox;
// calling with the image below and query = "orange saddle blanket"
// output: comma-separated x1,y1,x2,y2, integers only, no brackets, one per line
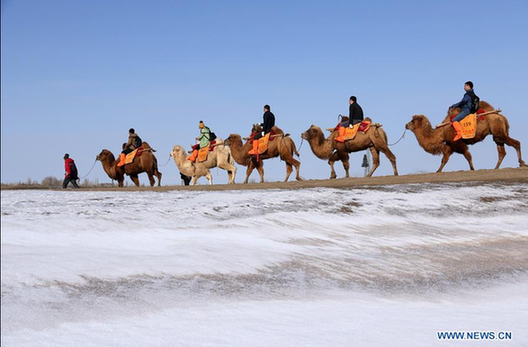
124,147,143,165
197,147,209,162
459,113,477,140
255,133,271,154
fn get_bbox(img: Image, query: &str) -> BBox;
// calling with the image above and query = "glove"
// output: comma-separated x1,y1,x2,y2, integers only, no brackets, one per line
261,131,265,136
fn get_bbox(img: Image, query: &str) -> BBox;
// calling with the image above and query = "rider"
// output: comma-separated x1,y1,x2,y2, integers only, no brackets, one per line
118,128,142,166
450,81,476,141
187,121,211,162
336,96,364,142
249,105,275,155
342,96,364,127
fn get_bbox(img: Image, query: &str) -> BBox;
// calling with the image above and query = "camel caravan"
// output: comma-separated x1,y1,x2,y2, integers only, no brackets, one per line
94,82,525,187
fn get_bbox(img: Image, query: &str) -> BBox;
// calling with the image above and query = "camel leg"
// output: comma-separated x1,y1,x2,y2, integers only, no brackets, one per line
206,171,213,185
379,146,399,176
118,179,124,187
244,161,256,184
130,174,140,187
284,162,293,182
328,154,338,179
367,147,380,177
229,165,237,184
494,144,506,169
147,172,155,187
504,136,526,167
436,146,453,173
219,163,237,184
462,148,474,170
155,169,162,186
292,158,302,181
338,151,350,178
256,161,265,183
191,175,199,186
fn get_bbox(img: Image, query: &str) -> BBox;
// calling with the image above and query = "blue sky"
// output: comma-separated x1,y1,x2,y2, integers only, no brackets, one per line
2,0,527,185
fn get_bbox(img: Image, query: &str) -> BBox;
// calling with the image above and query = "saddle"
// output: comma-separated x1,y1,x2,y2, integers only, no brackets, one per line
334,120,372,143
124,147,143,165
450,109,486,140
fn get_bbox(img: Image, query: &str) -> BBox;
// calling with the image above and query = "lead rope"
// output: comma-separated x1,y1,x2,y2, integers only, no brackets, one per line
79,158,98,179
158,154,172,167
388,129,407,146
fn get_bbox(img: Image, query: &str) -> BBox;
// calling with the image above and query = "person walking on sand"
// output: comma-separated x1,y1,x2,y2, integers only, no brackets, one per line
63,153,80,188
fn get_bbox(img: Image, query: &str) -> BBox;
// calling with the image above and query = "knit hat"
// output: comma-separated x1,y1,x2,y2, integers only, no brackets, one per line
63,153,70,159
199,121,205,129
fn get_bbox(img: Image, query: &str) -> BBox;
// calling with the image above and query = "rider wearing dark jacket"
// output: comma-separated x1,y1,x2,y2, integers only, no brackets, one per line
249,105,275,155
256,105,275,139
342,96,364,127
450,81,476,141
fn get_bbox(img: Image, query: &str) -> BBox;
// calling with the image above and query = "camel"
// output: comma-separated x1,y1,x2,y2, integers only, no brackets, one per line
405,100,526,172
170,138,237,185
96,142,162,187
301,118,398,179
225,125,302,183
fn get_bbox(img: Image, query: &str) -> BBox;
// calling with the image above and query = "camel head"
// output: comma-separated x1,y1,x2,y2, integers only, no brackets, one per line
170,145,186,159
96,149,114,162
224,134,242,146
301,125,323,140
405,115,430,133
251,123,262,134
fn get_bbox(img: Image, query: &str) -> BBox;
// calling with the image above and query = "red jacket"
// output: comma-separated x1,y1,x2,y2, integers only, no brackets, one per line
65,158,74,177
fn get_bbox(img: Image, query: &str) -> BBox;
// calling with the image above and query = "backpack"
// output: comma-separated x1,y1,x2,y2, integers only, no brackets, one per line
69,162,79,179
204,127,217,141
134,134,143,148
468,90,480,113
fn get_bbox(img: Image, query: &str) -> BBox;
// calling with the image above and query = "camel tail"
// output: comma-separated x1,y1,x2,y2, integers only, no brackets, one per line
504,115,510,135
291,139,300,157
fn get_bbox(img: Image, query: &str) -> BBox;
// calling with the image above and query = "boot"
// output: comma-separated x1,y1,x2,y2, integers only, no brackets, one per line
187,149,198,162
248,139,259,155
335,126,346,143
452,121,463,141
117,153,126,167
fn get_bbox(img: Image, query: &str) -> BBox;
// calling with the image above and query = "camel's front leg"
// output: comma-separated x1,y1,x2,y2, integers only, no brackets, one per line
328,152,338,179
244,161,256,184
437,146,453,173
256,160,265,183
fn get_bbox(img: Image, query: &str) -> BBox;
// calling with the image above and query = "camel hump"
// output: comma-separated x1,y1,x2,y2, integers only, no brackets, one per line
271,125,284,134
140,141,156,152
364,117,372,123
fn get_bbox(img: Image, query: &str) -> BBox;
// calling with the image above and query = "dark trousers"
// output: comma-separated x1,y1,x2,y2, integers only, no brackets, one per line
63,178,80,188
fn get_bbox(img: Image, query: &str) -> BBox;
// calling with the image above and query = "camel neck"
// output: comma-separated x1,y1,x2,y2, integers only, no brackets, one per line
229,137,250,165
307,131,334,159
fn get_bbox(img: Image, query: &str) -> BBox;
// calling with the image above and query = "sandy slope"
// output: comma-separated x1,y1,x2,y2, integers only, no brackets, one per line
2,167,527,192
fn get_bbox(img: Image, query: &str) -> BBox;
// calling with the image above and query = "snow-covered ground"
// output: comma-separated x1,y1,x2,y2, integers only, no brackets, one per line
2,184,528,346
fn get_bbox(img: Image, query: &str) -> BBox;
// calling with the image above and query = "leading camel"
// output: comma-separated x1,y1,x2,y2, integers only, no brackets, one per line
96,142,162,187
170,138,237,185
405,101,525,172
225,125,302,183
301,118,398,178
